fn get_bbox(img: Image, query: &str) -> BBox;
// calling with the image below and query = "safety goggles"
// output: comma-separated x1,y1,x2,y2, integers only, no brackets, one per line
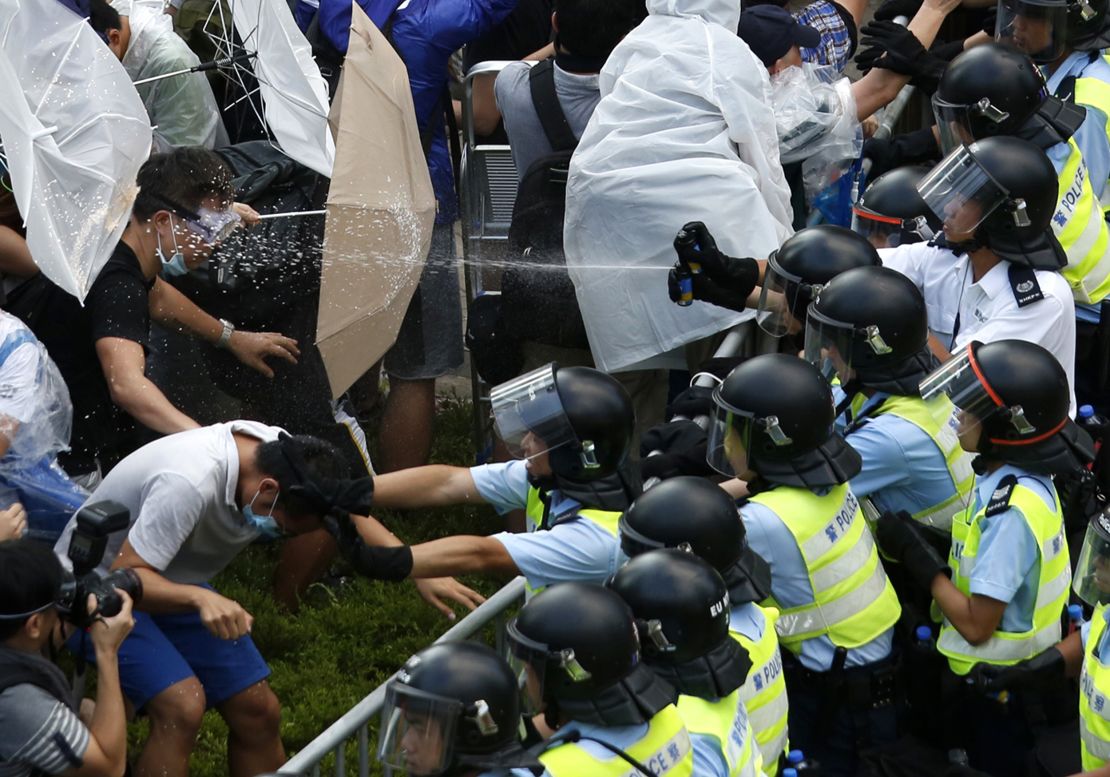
182,206,241,245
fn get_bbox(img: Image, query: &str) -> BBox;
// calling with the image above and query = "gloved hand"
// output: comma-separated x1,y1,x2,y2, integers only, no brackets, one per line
640,420,713,481
668,222,760,313
873,0,922,21
875,510,950,591
854,21,948,94
863,127,942,177
966,648,1066,694
666,385,716,420
323,511,414,581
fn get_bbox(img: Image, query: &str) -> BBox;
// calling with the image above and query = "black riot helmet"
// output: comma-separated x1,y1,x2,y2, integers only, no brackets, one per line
921,339,1093,475
756,225,882,337
378,642,542,776
490,363,640,511
708,354,862,488
851,166,940,248
1067,0,1110,49
608,549,752,700
994,0,1069,63
505,583,676,728
933,44,1082,153
804,266,937,395
619,476,772,604
917,136,1065,269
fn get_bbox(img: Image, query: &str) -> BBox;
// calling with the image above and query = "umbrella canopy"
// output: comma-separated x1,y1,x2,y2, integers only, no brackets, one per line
207,0,335,177
0,0,151,301
316,3,435,398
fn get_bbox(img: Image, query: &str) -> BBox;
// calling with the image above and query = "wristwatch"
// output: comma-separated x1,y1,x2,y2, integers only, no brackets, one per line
216,319,236,349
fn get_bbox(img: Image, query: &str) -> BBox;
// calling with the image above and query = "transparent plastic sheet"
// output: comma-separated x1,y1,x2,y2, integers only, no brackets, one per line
0,335,74,465
770,64,863,202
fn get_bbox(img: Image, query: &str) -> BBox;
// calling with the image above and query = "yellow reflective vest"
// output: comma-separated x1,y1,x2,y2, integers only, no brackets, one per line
731,605,789,776
848,392,975,532
1051,137,1110,304
539,705,695,777
677,689,762,777
1080,604,1110,769
522,486,621,596
749,484,901,654
938,478,1070,676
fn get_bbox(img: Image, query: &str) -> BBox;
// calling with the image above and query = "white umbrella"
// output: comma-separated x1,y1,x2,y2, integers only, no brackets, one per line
0,0,152,301
204,0,335,177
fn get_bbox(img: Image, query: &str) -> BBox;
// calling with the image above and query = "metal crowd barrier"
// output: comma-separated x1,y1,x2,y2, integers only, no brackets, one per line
277,577,528,777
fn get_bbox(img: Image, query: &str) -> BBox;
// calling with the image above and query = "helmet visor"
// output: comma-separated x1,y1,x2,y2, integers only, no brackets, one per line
378,684,461,776
756,252,813,338
917,145,1009,236
1074,511,1110,606
490,364,578,461
803,306,867,384
850,208,934,248
706,397,757,478
995,0,1068,63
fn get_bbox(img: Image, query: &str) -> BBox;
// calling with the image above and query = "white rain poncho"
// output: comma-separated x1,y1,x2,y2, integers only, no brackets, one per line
563,0,793,373
0,312,72,466
119,2,229,152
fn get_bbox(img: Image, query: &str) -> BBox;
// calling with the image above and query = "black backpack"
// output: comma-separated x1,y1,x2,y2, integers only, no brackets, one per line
500,59,590,350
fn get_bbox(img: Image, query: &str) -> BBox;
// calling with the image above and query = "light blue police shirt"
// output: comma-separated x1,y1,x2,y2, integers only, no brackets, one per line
469,459,623,588
740,493,894,672
684,690,750,777
842,392,966,520
961,465,1055,632
1082,606,1110,659
507,717,689,777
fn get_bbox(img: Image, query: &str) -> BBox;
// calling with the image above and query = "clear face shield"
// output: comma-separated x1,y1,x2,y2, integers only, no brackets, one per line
706,388,795,477
850,208,935,248
490,364,580,464
504,620,592,717
995,0,1069,63
916,146,1011,239
803,305,895,384
378,685,462,776
756,252,819,338
1074,511,1110,606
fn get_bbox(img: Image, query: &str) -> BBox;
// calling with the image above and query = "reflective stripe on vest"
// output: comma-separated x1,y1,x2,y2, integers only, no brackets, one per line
863,393,975,532
1076,70,1110,213
731,606,788,776
938,482,1070,675
677,690,761,777
1052,137,1110,304
538,705,695,777
751,485,901,652
1081,604,1110,769
522,486,621,596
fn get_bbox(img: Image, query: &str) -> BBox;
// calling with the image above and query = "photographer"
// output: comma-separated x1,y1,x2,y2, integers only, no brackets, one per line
0,538,134,777
52,422,480,777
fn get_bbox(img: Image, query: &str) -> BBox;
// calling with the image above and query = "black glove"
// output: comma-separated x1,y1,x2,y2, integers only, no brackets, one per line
640,421,713,481
668,222,760,313
873,0,922,21
966,648,1066,694
863,127,942,177
666,385,715,420
855,21,948,94
875,510,950,591
323,512,414,581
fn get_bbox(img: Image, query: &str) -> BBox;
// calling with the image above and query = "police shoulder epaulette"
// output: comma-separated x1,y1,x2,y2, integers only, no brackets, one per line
984,474,1019,517
1008,264,1045,308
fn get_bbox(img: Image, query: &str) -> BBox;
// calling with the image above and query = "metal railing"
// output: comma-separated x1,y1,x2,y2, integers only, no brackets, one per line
277,577,528,777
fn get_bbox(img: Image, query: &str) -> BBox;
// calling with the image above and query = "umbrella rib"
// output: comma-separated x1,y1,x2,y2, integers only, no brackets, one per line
33,26,84,116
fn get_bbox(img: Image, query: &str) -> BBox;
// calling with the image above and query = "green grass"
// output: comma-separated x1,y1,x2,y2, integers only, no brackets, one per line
126,397,510,775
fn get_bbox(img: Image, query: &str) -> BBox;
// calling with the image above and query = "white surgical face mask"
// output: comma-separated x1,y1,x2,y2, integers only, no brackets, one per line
156,215,189,278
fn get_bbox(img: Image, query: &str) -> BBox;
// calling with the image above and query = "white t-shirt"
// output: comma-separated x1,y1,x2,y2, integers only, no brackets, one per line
880,244,1077,416
53,421,284,584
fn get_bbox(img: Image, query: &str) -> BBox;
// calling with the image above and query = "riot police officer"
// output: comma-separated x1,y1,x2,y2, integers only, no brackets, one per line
618,478,787,776
327,364,637,597
875,339,1093,775
709,354,902,776
805,266,975,535
850,165,940,249
377,642,543,776
505,582,693,776
609,549,761,777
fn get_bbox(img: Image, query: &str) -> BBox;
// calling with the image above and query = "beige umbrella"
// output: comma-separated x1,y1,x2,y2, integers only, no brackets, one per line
316,2,435,397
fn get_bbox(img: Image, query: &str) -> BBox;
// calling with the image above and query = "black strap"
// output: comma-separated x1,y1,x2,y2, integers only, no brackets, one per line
528,60,578,152
540,730,655,777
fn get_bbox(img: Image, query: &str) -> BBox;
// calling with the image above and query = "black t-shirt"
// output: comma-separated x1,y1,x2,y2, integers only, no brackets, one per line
3,241,153,471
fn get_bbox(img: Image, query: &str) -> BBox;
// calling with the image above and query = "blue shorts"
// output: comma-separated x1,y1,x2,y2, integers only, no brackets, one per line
68,588,270,712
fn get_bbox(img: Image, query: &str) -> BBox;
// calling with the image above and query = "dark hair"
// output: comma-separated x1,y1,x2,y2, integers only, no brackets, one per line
0,540,63,641
132,147,235,221
255,436,351,518
554,0,648,60
88,0,122,38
